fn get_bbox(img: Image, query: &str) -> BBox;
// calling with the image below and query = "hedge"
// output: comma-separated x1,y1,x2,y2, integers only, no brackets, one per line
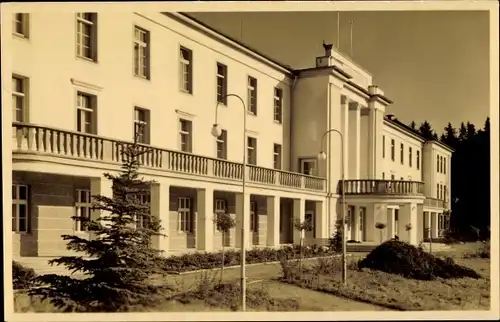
162,244,335,273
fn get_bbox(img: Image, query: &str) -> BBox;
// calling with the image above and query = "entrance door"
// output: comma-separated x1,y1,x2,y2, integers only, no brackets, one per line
347,206,354,241
359,207,366,241
394,209,400,237
300,158,317,176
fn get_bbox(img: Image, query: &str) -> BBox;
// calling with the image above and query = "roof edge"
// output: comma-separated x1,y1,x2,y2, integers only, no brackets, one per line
168,12,295,77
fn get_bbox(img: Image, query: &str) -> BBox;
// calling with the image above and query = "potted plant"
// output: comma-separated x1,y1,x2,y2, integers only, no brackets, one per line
375,222,387,243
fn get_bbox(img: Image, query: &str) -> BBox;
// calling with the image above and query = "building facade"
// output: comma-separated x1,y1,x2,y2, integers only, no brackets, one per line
3,11,452,264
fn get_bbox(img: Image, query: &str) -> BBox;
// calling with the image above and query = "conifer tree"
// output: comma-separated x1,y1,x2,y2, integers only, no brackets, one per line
29,129,173,312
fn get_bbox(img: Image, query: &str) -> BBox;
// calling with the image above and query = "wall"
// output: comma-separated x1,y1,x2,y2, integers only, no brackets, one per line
9,12,292,171
12,171,90,257
290,72,329,175
381,122,424,181
422,142,452,201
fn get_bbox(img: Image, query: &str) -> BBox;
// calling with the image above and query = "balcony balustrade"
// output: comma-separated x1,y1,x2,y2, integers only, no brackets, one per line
12,123,326,192
423,197,446,208
341,179,425,196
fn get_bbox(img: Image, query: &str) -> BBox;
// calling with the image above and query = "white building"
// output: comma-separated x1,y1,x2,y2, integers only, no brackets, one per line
3,11,453,264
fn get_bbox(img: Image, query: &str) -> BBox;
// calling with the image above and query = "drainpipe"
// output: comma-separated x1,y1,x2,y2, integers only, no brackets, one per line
327,82,332,237
289,74,299,170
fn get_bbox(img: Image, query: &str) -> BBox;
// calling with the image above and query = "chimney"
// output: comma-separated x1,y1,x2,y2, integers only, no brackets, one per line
368,85,384,96
316,41,334,68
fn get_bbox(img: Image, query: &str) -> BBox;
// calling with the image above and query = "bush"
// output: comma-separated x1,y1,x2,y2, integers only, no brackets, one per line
13,261,37,290
162,244,335,273
464,241,490,259
358,240,482,280
176,272,299,311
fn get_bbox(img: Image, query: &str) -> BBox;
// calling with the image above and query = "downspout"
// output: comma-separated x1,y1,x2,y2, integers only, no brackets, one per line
327,82,332,237
289,74,299,171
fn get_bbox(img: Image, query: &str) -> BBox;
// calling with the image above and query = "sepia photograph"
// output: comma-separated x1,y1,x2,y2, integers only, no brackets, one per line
2,1,498,320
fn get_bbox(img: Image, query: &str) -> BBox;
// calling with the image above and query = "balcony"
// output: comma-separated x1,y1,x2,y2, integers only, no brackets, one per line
342,179,425,196
12,123,326,193
423,197,447,208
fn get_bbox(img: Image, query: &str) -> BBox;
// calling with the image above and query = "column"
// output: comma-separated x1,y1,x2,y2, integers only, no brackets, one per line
352,205,360,241
150,181,170,255
399,203,418,245
367,86,387,179
235,192,251,249
386,208,395,239
90,176,113,239
348,101,361,179
266,196,280,247
196,188,214,251
431,212,439,238
365,204,376,242
314,200,327,240
292,198,305,244
341,96,350,179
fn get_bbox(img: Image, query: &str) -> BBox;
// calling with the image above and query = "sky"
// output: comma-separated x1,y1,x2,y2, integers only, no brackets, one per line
189,11,490,134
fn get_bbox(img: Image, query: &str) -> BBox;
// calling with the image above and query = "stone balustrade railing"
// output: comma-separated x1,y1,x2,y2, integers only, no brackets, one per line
423,197,446,208
341,179,425,196
12,123,326,193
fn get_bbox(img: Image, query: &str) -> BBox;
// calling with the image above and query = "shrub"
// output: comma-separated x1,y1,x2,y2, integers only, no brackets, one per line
162,244,335,273
464,241,490,259
358,240,482,280
328,219,343,253
177,272,299,311
13,261,37,290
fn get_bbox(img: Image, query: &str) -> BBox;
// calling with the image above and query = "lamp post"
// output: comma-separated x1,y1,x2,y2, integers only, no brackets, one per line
211,93,247,311
318,128,347,286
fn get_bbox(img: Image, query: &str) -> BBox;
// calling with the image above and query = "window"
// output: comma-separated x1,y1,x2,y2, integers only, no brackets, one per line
12,184,29,233
300,159,317,176
391,174,395,180
409,147,413,167
273,87,283,123
437,155,440,173
216,129,227,159
250,201,258,232
133,26,150,79
216,63,227,104
273,144,282,170
214,199,227,232
75,189,91,231
416,150,420,170
400,143,404,164
178,197,193,232
247,76,257,115
382,135,386,158
12,76,28,123
76,13,97,61
77,92,97,134
13,13,29,38
390,139,395,161
437,184,440,199
135,193,150,229
444,186,447,201
180,47,193,93
179,119,193,153
247,137,257,165
443,158,447,174
382,172,385,179
305,212,314,232
134,107,150,144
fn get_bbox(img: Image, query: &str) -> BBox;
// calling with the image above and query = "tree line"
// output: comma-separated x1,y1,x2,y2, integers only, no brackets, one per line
402,117,491,240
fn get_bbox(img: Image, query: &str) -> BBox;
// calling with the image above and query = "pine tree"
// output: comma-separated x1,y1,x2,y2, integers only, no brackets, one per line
466,122,476,140
418,121,435,140
28,130,173,312
458,122,468,141
442,122,458,148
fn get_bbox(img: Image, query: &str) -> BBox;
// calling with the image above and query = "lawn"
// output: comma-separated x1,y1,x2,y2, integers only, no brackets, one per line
15,256,388,312
281,243,491,311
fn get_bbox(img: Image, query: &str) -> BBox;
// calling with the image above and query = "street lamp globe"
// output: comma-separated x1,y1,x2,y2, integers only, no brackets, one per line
318,151,327,160
211,124,222,137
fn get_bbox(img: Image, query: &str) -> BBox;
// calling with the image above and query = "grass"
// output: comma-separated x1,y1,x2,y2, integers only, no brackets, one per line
281,243,491,311
15,256,385,312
